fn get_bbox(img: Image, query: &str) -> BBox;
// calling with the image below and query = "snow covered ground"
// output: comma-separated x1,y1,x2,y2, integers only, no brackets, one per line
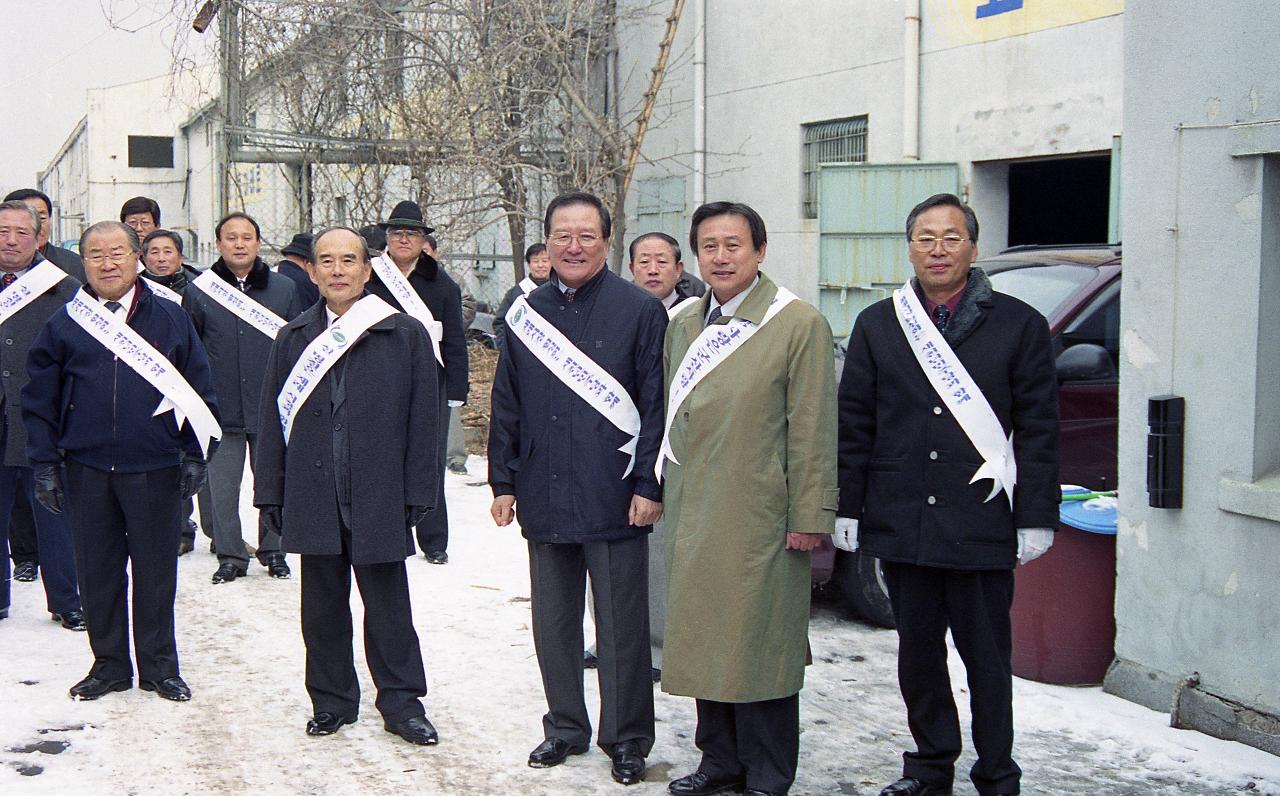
3,458,1279,795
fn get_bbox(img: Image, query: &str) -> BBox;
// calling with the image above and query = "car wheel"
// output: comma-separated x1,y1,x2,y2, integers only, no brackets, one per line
833,549,895,629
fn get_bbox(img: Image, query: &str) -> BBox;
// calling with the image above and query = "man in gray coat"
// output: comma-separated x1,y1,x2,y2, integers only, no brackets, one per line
254,226,440,746
184,212,304,584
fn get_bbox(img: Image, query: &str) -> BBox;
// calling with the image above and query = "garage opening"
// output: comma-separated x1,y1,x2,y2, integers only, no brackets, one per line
1007,154,1111,246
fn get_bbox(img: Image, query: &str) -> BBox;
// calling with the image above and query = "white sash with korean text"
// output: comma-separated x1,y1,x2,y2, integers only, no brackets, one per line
666,296,698,319
518,277,538,295
655,287,798,481
893,281,1016,508
143,277,183,304
189,270,285,338
505,295,640,479
276,295,398,443
66,289,221,457
0,261,67,325
371,254,444,365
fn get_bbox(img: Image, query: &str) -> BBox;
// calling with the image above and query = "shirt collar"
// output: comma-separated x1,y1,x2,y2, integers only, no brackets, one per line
707,275,760,321
100,283,137,313
660,289,679,309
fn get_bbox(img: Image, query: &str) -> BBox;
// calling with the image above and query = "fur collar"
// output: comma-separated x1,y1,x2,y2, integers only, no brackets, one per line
911,266,993,348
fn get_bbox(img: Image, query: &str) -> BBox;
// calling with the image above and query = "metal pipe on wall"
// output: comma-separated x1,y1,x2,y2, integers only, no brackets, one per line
693,0,706,205
903,0,921,161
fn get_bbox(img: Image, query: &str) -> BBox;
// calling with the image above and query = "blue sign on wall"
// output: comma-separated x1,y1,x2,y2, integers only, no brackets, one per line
976,0,1024,18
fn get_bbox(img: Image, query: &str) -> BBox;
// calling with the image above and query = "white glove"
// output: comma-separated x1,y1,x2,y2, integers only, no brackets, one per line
833,517,859,552
1017,527,1054,565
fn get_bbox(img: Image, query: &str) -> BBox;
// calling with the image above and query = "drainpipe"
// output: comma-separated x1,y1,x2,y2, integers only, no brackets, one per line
903,0,921,160
692,0,706,205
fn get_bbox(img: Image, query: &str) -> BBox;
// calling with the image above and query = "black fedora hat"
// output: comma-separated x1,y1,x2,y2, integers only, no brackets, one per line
280,233,313,260
378,200,435,234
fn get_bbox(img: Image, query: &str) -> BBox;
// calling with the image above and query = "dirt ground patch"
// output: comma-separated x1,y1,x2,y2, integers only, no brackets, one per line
460,342,498,454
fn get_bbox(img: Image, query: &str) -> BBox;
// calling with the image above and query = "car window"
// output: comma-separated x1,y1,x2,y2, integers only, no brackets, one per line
986,264,1096,321
1062,279,1121,370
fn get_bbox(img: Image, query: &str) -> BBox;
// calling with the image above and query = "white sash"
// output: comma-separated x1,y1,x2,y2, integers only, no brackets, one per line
276,295,398,443
666,295,698,319
893,281,1016,508
655,287,798,481
371,254,444,365
518,277,537,295
140,276,182,304
505,295,641,479
66,289,221,458
0,261,68,325
189,270,286,338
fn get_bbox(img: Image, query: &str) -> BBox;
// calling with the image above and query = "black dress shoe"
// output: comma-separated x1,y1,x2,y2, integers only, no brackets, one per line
69,675,131,701
425,550,449,565
140,675,192,702
211,562,247,584
0,608,8,620
668,770,747,795
528,737,587,768
306,712,355,736
877,777,953,796
384,715,438,745
611,740,646,785
13,560,38,582
177,538,194,556
51,610,87,631
262,553,291,579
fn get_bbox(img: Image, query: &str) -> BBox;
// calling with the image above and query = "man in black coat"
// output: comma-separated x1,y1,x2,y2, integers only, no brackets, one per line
628,232,696,315
0,201,84,631
836,194,1060,796
489,192,666,786
23,220,219,703
366,201,467,564
254,226,439,746
277,233,320,307
184,212,304,584
493,243,552,350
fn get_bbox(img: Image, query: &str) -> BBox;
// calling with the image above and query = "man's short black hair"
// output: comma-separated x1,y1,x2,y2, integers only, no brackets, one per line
543,191,611,240
689,202,767,255
628,232,681,264
905,193,979,243
142,228,184,255
216,211,261,240
120,196,161,225
3,188,52,215
524,242,547,262
424,234,438,251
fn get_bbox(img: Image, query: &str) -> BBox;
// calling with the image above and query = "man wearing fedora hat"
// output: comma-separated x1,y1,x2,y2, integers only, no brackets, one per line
277,233,319,307
367,201,468,565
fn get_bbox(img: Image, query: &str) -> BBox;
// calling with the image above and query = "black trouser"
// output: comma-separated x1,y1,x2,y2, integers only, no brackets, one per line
414,391,449,555
883,562,1019,796
181,481,216,543
300,519,427,725
528,535,655,755
694,694,800,795
65,461,183,683
8,488,38,565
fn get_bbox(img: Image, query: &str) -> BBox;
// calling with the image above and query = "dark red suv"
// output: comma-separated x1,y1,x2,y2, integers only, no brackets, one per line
820,244,1122,627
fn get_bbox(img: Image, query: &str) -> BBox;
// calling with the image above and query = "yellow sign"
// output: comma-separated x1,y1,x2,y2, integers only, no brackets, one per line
924,0,1123,48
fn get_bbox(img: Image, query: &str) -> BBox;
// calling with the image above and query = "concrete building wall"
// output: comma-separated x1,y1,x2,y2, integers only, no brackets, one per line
1109,0,1280,755
616,0,1122,310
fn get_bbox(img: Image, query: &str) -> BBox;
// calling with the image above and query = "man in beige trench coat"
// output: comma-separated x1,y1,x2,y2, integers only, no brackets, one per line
660,201,839,796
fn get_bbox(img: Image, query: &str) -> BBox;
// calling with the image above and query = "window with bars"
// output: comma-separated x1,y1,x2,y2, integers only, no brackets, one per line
802,116,868,219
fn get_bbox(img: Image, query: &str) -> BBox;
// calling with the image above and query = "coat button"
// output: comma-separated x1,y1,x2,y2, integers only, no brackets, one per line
334,423,342,431
1,369,9,377
314,460,323,468
927,495,936,505
929,451,938,460
550,415,558,422
932,406,942,415
313,409,321,416
551,473,558,481
3,338,11,345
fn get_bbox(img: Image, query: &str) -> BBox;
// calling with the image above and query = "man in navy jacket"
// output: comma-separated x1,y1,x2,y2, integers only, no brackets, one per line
488,192,666,787
23,220,219,703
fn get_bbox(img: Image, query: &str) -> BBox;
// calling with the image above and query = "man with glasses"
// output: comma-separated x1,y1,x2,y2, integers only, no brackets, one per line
489,191,665,786
836,193,1060,796
367,201,467,565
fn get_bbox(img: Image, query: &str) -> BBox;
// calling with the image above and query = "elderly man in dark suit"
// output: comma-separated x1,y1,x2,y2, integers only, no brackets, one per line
837,193,1060,796
254,225,440,746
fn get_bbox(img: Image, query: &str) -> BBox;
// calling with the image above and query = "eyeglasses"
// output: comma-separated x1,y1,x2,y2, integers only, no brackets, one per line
387,228,424,240
910,235,969,252
84,250,136,266
549,232,602,249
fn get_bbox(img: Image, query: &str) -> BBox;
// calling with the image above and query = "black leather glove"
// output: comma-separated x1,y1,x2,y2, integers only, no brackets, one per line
260,505,283,546
33,465,65,514
179,457,208,500
406,505,429,530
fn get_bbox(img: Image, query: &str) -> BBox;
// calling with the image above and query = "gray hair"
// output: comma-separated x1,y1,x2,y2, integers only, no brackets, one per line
80,220,142,254
0,200,40,234
312,225,371,264
904,193,979,243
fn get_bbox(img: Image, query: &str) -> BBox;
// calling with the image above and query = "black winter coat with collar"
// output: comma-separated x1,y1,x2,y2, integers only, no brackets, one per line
836,268,1060,570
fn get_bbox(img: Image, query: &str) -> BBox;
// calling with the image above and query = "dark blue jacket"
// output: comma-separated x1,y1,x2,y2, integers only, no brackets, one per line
488,267,667,543
276,258,320,307
22,280,220,473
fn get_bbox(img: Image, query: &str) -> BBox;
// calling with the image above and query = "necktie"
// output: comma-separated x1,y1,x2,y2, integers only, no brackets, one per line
706,306,723,328
237,278,249,293
932,304,951,332
105,300,123,315
1,273,16,291
564,288,576,303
